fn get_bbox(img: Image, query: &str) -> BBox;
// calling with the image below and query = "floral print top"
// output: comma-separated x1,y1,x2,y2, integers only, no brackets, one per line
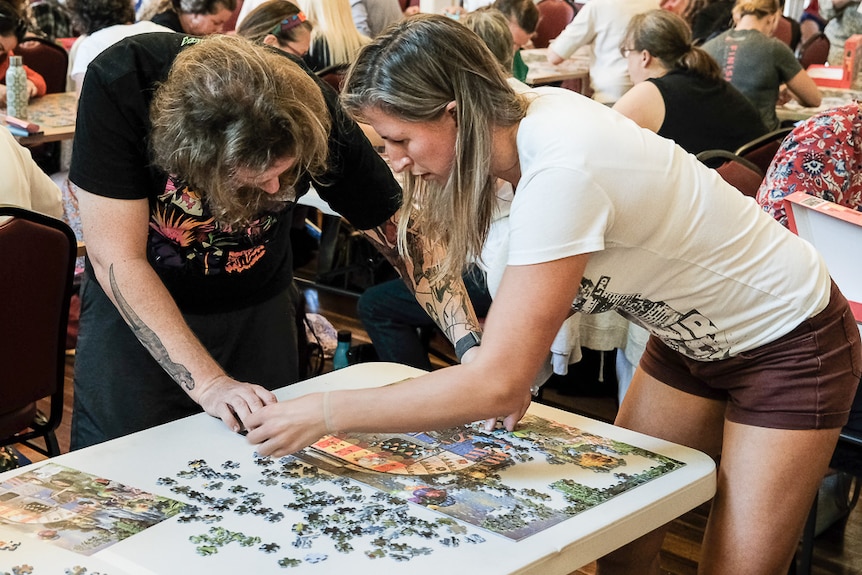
757,103,862,228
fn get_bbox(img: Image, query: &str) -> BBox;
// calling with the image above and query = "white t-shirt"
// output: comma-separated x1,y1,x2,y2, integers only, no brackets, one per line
69,21,172,92
506,87,830,360
548,0,659,104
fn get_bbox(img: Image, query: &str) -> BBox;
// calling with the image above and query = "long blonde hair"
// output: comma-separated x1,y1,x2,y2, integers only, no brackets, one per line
297,0,368,67
342,15,528,279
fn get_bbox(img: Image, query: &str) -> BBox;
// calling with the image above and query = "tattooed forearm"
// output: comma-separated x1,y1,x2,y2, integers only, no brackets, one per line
108,264,196,390
362,216,480,344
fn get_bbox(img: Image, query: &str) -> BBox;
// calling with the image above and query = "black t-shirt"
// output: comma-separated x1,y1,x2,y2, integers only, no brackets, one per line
150,10,183,33
70,32,401,313
648,70,769,156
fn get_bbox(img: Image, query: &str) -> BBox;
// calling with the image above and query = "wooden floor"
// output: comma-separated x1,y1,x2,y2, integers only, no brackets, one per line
18,284,862,575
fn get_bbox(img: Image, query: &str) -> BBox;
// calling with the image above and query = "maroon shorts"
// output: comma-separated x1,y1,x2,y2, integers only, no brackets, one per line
639,281,862,430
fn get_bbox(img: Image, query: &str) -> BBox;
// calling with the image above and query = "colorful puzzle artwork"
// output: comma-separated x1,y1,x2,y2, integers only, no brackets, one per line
0,463,185,556
295,414,686,540
0,414,687,571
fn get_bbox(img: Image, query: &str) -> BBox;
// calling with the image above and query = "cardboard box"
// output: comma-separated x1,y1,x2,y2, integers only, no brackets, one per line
808,34,862,89
784,192,862,321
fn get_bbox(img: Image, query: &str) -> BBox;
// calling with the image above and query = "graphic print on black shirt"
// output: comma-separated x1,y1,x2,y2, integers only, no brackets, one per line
148,176,280,275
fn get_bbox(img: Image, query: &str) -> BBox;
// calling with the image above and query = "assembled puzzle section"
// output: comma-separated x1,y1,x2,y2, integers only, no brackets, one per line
0,415,685,574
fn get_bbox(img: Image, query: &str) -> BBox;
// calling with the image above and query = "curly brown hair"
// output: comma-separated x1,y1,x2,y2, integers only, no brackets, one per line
150,35,331,228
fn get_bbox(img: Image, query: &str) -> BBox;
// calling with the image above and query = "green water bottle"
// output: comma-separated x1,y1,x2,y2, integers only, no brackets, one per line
5,55,28,120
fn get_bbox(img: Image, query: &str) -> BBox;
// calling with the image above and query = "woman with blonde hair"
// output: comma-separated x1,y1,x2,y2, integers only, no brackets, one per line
246,15,861,575
236,0,312,57
702,0,821,130
613,9,767,154
297,0,369,72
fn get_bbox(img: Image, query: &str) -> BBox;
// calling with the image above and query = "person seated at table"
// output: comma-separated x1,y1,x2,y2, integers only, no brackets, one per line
68,32,480,449
757,102,862,227
0,0,46,106
820,0,862,66
490,0,538,84
67,0,172,94
245,15,860,575
547,0,661,104
702,0,821,131
235,0,311,57
0,119,62,219
142,0,235,35
297,0,368,73
613,9,768,155
350,0,403,38
683,0,734,44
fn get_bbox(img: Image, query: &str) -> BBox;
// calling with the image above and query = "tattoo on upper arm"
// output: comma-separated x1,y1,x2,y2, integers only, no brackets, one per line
108,264,196,391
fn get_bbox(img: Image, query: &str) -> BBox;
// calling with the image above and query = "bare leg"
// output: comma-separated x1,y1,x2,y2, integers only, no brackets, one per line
597,368,726,575
595,368,842,575
697,422,839,575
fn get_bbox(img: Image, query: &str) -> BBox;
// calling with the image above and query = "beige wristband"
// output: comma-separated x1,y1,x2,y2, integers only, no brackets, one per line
323,391,337,434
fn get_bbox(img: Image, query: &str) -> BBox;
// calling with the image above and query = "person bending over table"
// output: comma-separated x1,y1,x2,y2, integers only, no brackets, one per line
702,0,821,131
68,32,482,449
356,7,523,371
235,0,311,57
611,8,769,403
0,1,46,106
613,9,767,155
245,15,861,575
143,0,234,35
546,0,660,105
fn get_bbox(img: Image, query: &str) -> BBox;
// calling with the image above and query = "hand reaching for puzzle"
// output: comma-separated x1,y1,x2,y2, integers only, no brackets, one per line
245,393,329,457
460,345,531,433
194,374,278,435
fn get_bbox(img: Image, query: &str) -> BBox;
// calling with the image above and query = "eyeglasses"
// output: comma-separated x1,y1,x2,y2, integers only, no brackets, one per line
270,12,307,36
620,47,637,57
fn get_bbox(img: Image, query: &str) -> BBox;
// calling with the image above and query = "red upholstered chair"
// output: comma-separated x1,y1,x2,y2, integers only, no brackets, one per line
696,149,765,198
16,35,69,94
734,127,794,175
774,15,801,51
0,206,76,457
798,32,830,69
533,0,577,49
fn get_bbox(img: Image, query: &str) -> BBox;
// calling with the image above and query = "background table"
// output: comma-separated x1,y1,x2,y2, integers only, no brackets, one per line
0,363,715,574
776,88,862,123
1,91,77,146
522,47,590,89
